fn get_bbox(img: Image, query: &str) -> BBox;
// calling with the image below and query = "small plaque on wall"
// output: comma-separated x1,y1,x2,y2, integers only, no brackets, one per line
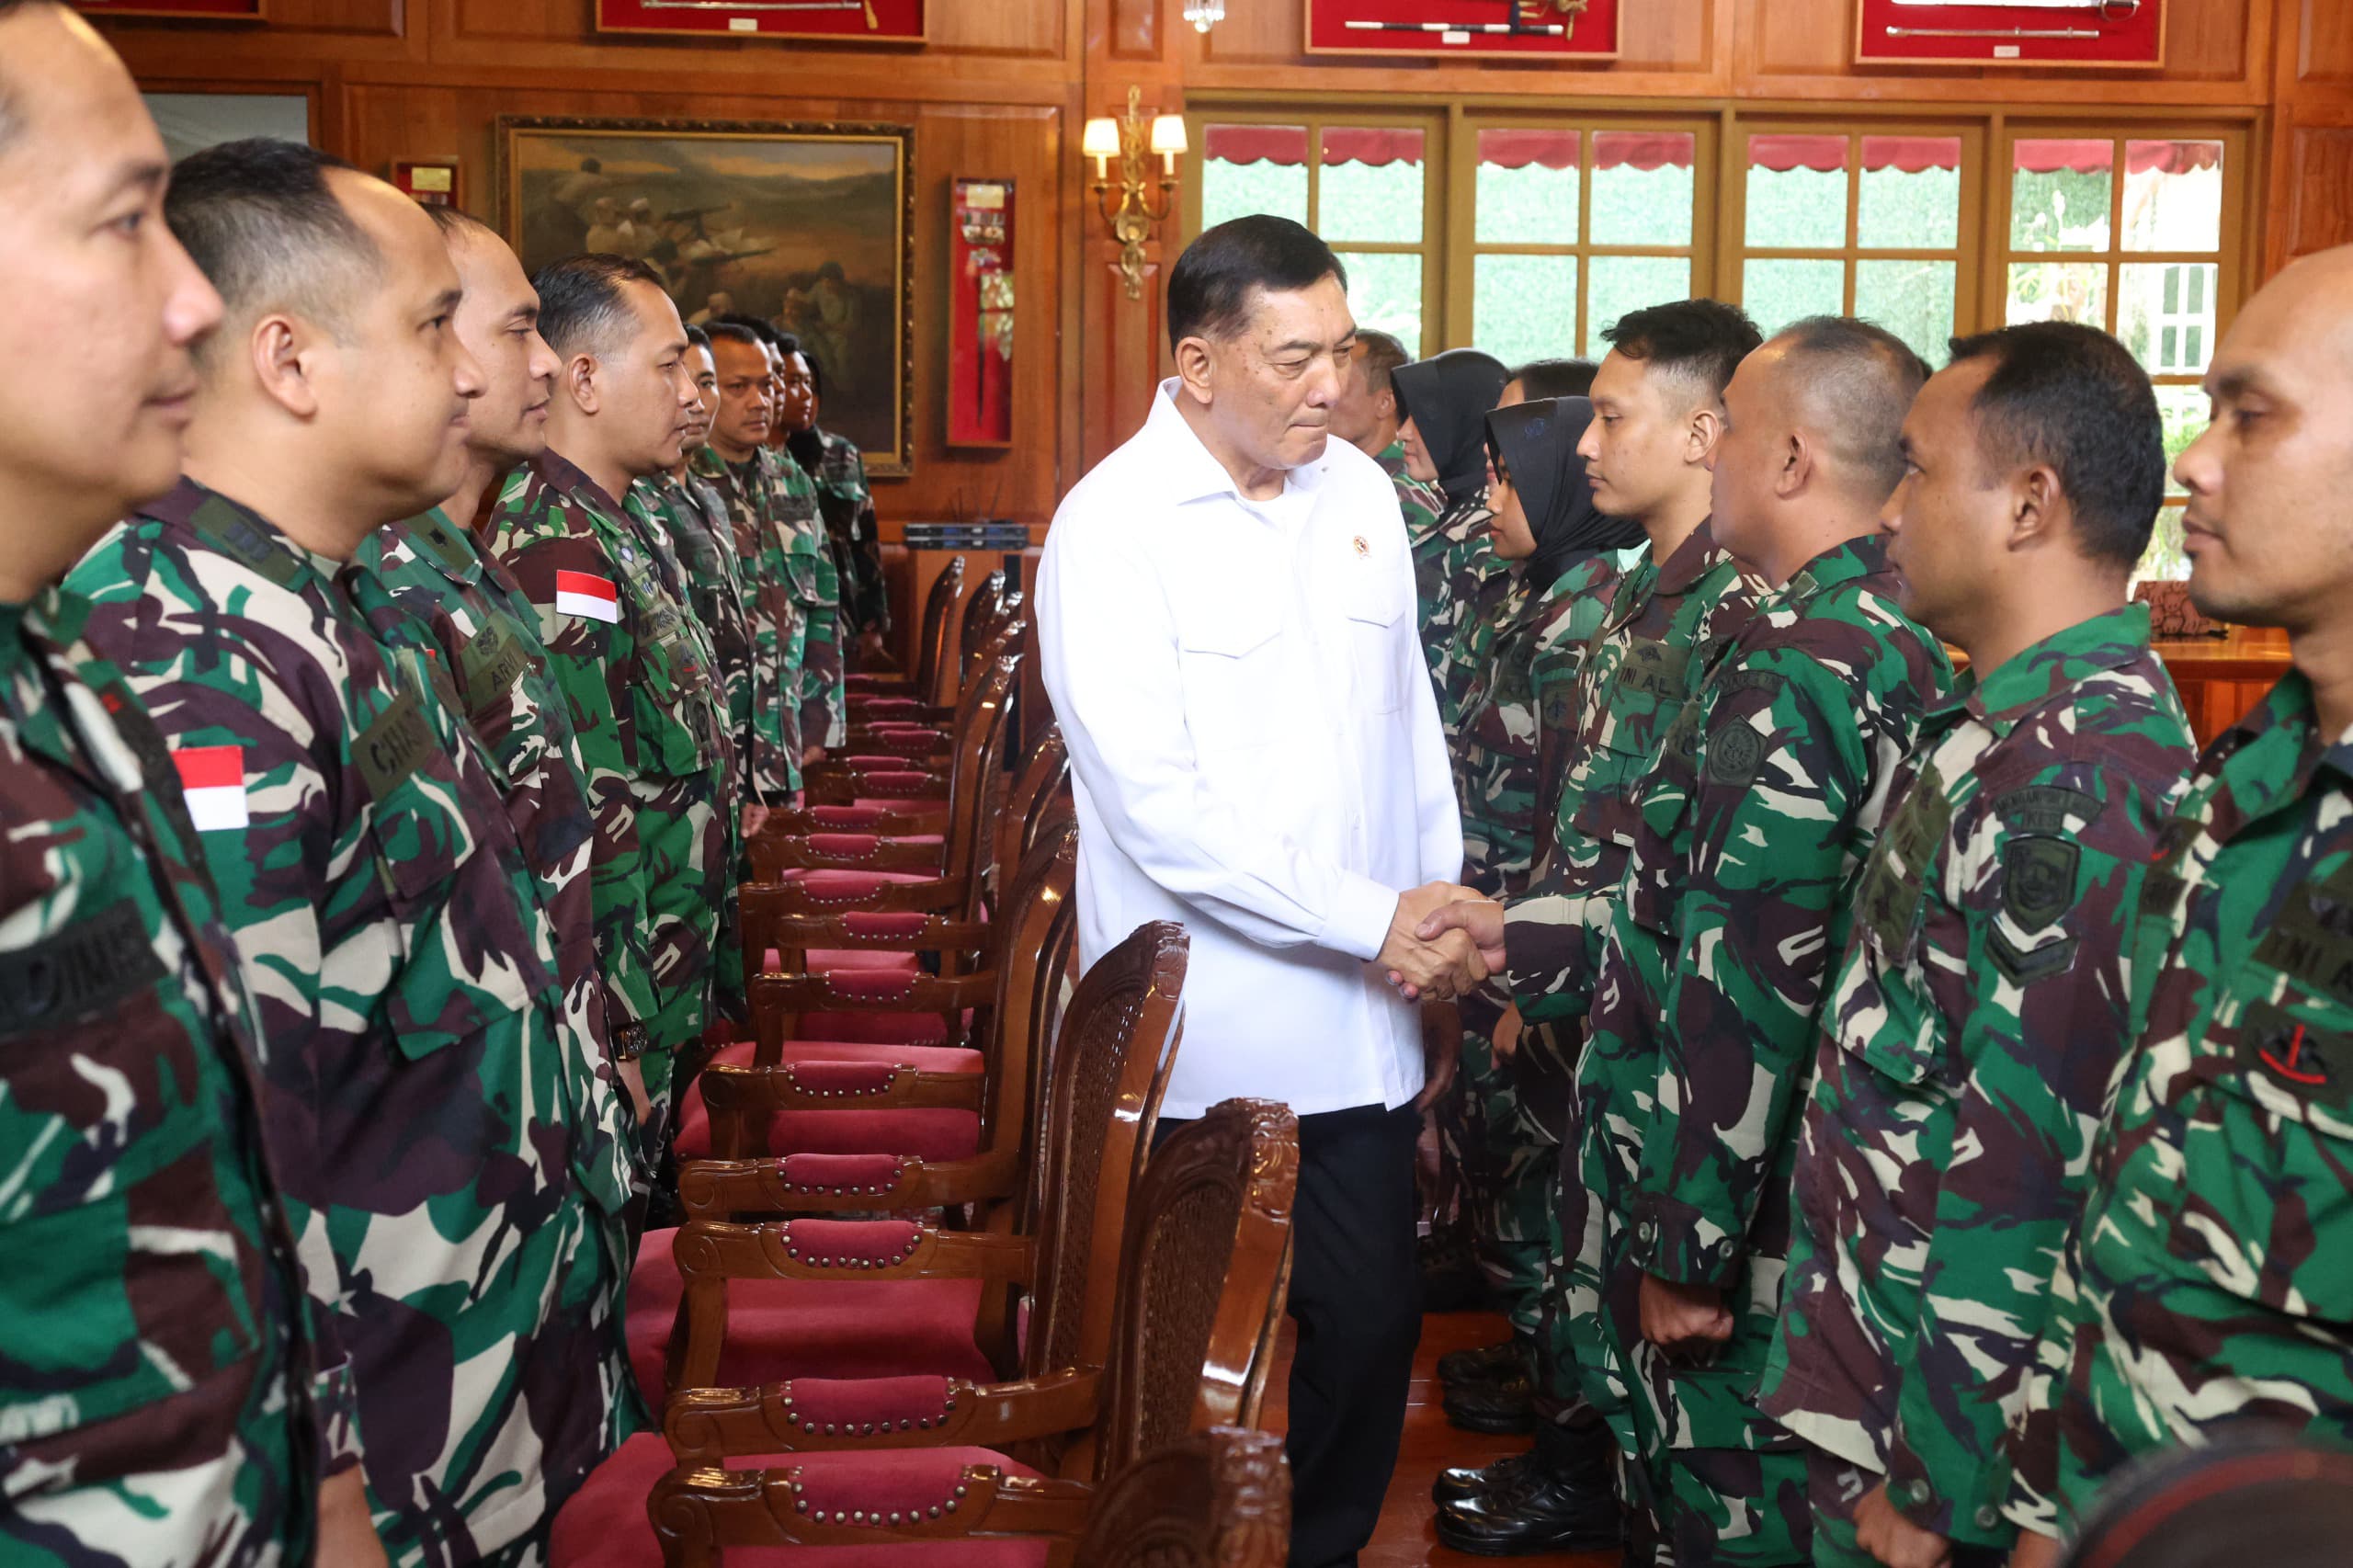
1305,0,1619,62
594,0,924,43
1855,0,2163,69
71,0,266,17
391,161,461,210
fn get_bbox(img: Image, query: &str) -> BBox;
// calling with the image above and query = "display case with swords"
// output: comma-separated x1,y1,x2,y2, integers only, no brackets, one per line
594,0,924,43
1854,0,2161,67
1307,0,1619,61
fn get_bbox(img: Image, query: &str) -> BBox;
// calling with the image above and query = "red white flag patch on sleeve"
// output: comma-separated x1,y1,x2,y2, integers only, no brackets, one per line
554,569,620,623
173,745,249,832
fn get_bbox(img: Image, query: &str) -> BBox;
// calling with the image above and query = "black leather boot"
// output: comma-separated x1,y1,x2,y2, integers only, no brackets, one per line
1434,1415,1625,1556
1437,1336,1522,1387
1431,1444,1539,1507
1420,1226,1490,1312
1440,1335,1536,1434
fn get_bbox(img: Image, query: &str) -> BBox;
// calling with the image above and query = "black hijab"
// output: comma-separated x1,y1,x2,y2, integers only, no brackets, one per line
1391,348,1509,506
1484,397,1647,590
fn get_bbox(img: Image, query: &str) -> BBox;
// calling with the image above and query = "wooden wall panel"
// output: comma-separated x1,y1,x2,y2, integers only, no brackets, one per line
330,82,1070,521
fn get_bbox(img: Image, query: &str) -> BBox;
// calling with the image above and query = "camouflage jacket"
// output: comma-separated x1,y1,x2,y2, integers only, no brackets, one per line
1428,498,1513,738
770,449,848,754
0,589,317,1565
1412,491,1484,686
2005,668,2353,1535
1759,604,2193,1546
692,446,805,795
643,472,764,806
343,510,639,1221
482,445,720,1063
1455,551,1639,897
69,480,633,1562
805,427,889,638
1505,519,1759,1028
1591,533,1948,1451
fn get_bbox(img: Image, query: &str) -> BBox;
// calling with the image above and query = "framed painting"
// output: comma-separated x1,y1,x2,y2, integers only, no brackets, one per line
498,115,915,477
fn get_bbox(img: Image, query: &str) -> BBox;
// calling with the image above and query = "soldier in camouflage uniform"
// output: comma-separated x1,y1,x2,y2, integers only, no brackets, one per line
1331,327,1449,572
1392,348,1507,676
1425,301,1763,1559
347,205,650,1163
1445,398,1649,1435
764,334,850,758
2002,246,2353,1568
0,17,335,1560
770,336,892,660
1577,320,1945,1565
696,322,806,798
1756,324,2194,1568
485,254,731,1135
70,142,633,1563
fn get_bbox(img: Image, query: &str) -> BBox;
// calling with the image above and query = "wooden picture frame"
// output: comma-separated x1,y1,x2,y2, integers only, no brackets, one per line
1854,0,2165,70
591,0,924,44
497,115,915,478
71,0,266,17
1303,0,1620,63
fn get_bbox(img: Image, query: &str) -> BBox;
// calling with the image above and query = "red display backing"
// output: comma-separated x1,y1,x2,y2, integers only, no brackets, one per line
72,0,265,17
1855,0,2163,69
595,0,923,43
948,177,1013,449
1305,0,1620,62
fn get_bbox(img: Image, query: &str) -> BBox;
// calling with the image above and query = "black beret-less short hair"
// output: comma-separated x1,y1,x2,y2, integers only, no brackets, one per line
165,138,380,358
1602,298,1762,409
1167,215,1348,353
534,253,669,359
1946,320,2166,571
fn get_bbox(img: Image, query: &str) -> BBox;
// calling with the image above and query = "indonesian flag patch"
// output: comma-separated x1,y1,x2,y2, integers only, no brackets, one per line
173,746,249,832
554,569,620,623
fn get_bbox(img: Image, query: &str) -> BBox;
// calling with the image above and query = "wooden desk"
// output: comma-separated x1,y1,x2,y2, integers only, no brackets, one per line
2154,627,2292,747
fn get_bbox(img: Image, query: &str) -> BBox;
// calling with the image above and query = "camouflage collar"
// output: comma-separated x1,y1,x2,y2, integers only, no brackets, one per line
533,448,628,522
1373,439,1407,480
393,509,484,587
138,477,320,594
1778,532,1889,604
1951,602,2155,739
1654,515,1730,596
2211,669,2353,834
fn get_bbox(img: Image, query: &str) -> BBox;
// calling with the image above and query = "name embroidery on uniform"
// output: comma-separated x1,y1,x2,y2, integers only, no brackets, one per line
460,620,532,712
355,687,435,801
1995,785,2101,835
2253,871,2353,1007
0,900,168,1040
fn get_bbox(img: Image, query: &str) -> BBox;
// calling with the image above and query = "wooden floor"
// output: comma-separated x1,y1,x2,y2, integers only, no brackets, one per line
1261,1308,1622,1567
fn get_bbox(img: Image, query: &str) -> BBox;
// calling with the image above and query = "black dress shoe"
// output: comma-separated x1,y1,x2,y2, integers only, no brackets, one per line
1440,1357,1536,1434
1434,1419,1625,1557
1437,1337,1522,1387
1430,1445,1538,1507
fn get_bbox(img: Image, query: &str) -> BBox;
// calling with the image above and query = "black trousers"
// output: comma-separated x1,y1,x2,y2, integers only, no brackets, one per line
1159,1100,1423,1568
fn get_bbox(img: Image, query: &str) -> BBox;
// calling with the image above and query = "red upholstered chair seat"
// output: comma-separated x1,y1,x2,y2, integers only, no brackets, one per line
625,1228,997,1406
672,1039,983,1161
550,1432,1048,1567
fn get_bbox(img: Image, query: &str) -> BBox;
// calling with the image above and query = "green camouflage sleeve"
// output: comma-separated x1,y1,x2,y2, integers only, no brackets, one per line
1881,763,2180,1544
1628,652,1875,1286
485,493,664,1040
798,538,847,751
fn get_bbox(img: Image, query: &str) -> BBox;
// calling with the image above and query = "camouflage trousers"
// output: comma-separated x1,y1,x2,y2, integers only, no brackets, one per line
1575,922,1805,1566
1620,1441,1810,1567
1456,987,1558,1338
1802,1447,2002,1568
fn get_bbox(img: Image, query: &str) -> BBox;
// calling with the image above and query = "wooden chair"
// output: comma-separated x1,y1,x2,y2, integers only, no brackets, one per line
627,1097,1299,1568
671,823,1074,1168
847,552,963,710
658,920,1189,1408
1073,1428,1290,1568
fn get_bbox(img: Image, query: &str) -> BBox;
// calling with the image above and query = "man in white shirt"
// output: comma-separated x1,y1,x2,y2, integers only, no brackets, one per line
1038,215,1478,1568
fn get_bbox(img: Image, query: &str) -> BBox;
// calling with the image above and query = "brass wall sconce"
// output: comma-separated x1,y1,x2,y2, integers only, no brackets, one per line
1084,85,1187,302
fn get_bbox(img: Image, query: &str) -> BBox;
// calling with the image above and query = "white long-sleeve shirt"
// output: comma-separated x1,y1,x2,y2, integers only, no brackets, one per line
1036,380,1464,1119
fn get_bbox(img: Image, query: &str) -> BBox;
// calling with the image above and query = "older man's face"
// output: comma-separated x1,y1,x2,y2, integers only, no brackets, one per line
1199,275,1357,474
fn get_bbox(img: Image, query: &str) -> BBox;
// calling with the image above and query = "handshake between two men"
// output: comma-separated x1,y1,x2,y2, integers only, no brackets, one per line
1376,882,1510,1004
